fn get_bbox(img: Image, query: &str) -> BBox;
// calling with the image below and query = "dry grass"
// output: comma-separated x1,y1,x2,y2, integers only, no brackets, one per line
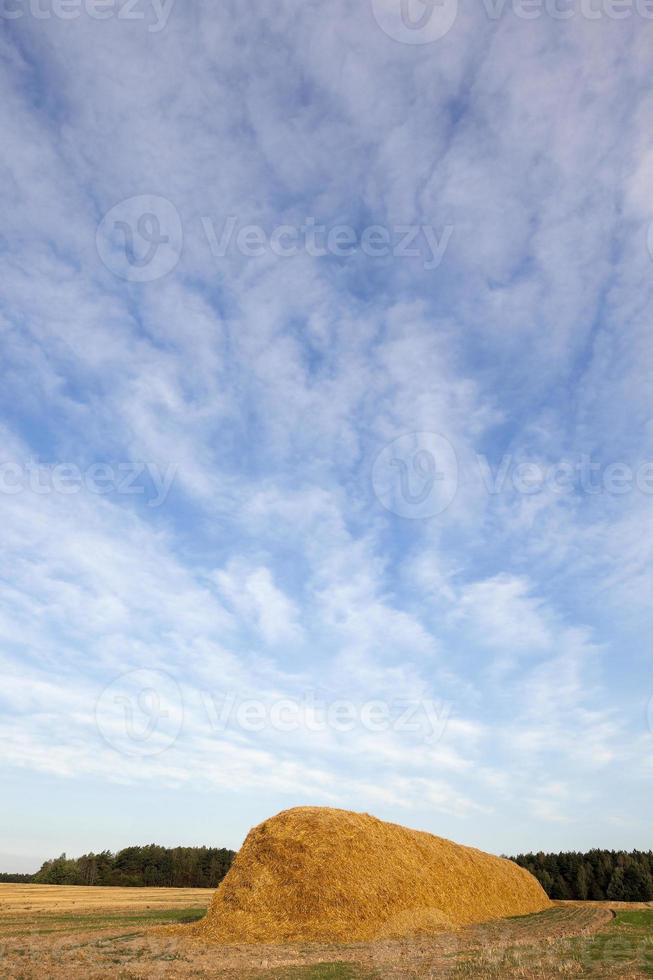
2,898,645,978
197,806,550,944
0,883,213,915
1,887,650,978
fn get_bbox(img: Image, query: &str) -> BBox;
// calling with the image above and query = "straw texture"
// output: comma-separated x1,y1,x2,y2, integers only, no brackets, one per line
198,806,550,943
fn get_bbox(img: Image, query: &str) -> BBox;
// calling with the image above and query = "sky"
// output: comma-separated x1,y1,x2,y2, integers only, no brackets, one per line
1,0,653,873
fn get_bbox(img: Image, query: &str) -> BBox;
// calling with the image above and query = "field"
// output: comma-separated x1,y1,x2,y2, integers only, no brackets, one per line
1,885,653,978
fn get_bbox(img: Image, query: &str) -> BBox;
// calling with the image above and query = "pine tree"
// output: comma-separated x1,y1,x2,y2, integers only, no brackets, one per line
575,864,590,901
607,867,626,901
623,864,653,902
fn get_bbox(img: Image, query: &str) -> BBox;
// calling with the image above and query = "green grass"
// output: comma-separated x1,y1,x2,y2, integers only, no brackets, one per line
574,909,653,977
4,903,653,978
615,910,653,928
451,908,653,978
264,966,379,979
0,905,207,937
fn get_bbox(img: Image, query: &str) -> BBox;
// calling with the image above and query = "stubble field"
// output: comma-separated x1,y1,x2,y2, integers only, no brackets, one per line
1,884,652,978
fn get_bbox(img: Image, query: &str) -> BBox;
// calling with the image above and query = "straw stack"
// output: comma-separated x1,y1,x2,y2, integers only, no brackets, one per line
198,806,550,943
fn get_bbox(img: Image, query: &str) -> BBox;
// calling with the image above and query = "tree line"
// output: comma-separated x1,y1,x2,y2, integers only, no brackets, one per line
510,850,653,901
3,845,652,900
0,844,235,888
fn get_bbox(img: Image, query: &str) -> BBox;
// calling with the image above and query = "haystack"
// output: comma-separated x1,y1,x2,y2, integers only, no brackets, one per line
198,806,550,943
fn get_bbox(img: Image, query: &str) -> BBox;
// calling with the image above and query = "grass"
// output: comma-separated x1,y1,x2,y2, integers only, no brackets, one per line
617,911,653,928
2,885,653,978
449,908,653,978
0,905,207,937
573,909,653,977
265,966,380,979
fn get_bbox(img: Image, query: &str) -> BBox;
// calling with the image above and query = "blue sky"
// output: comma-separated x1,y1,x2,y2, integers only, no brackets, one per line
1,1,653,872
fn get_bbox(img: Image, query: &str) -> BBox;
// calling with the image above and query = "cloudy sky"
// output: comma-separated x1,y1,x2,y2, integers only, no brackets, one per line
1,0,652,871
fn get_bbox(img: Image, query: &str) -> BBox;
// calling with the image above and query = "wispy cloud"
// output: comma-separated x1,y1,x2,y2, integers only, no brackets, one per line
0,3,651,860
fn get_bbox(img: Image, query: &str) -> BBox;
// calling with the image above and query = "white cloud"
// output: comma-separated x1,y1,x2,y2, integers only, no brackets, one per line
213,562,303,646
0,5,651,854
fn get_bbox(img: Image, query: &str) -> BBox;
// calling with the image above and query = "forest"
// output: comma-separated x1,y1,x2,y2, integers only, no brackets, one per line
0,844,235,888
3,847,652,901
510,849,653,901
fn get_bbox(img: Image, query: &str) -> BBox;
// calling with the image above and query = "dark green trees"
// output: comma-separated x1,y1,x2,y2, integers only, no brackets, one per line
29,844,235,887
511,850,653,902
